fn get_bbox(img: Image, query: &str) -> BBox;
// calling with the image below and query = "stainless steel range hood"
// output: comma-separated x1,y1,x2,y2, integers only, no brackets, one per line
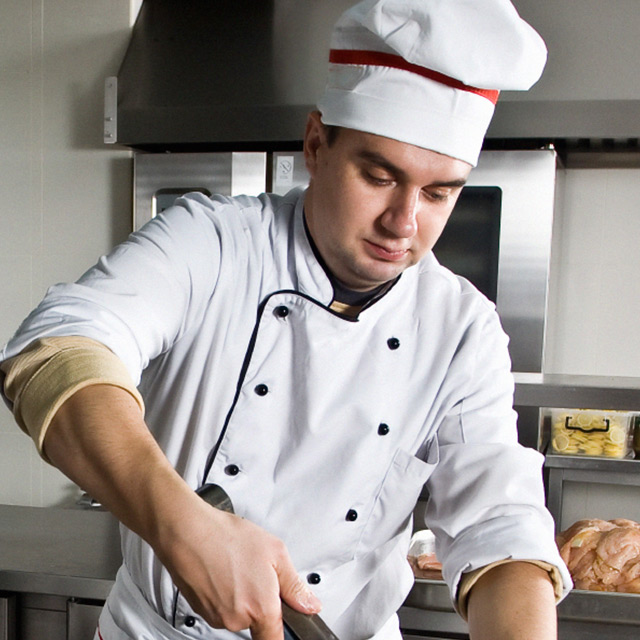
105,0,352,150
105,0,640,152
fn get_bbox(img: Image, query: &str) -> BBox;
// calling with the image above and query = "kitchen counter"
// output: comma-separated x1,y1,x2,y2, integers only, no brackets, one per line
0,504,121,600
3,505,640,639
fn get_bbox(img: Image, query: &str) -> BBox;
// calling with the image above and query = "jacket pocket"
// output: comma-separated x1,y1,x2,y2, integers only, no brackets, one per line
356,443,439,556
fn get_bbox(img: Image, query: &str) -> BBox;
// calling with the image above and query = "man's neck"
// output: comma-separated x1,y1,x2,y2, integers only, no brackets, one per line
303,213,389,306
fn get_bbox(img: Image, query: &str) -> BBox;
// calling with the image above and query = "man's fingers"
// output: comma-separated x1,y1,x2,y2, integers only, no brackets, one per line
250,611,285,640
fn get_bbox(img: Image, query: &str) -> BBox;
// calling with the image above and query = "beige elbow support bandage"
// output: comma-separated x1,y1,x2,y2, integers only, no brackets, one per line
1,336,144,460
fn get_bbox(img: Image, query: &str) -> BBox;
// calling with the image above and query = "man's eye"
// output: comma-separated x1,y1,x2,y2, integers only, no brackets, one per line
366,172,393,185
424,190,450,202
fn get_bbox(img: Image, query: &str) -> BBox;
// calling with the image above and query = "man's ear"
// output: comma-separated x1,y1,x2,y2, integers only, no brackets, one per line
303,110,325,178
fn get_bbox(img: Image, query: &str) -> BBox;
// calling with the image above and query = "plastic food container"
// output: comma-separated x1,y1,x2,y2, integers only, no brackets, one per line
540,408,637,459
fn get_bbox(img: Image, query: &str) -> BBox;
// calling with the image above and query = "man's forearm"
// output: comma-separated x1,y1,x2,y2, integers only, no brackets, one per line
44,383,197,547
466,561,557,640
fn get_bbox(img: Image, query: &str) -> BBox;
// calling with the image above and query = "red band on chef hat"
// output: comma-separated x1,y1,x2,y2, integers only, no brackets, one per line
329,49,500,105
317,0,547,167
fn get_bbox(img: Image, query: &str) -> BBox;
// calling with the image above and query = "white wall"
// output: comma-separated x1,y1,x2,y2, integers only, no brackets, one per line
545,167,640,376
0,0,134,506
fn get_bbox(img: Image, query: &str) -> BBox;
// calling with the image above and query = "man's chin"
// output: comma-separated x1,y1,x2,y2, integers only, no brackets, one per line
347,263,408,291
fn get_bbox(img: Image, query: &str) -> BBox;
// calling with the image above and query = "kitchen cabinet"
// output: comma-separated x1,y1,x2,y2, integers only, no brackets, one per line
0,594,16,640
545,455,640,534
17,594,66,640
0,505,120,640
67,599,105,640
0,593,103,640
14,594,104,640
400,582,468,639
402,572,640,640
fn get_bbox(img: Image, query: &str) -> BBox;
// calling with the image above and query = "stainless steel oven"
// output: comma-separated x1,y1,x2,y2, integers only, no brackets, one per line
133,147,558,374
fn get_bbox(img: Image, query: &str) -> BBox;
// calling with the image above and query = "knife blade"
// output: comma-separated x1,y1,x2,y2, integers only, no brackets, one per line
197,483,340,640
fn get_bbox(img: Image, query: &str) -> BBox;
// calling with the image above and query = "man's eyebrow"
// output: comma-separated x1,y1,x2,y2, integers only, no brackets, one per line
356,149,468,188
430,177,468,188
357,150,403,176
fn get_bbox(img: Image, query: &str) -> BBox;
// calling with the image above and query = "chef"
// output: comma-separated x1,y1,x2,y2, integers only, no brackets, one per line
0,1,572,639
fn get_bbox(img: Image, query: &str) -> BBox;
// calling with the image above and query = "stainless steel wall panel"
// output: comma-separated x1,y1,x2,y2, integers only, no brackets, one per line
466,150,557,372
133,152,267,230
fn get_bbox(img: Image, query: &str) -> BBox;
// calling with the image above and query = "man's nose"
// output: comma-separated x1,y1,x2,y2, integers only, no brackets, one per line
381,189,419,238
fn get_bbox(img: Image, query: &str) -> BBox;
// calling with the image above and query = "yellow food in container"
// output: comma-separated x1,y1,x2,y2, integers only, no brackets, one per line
542,408,637,459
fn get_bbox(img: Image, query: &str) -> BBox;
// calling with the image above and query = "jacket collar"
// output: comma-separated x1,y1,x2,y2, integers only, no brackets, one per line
291,189,335,305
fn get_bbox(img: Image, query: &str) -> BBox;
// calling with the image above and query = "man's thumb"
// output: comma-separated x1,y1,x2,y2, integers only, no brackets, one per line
279,568,322,615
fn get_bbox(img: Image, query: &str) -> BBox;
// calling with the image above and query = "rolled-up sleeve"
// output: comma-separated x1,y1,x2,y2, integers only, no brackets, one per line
422,310,573,611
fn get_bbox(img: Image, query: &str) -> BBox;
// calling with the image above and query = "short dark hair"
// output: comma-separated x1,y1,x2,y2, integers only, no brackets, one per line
325,125,341,147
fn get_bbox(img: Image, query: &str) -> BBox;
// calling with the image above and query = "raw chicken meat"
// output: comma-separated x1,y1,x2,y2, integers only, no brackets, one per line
557,518,640,593
408,529,443,580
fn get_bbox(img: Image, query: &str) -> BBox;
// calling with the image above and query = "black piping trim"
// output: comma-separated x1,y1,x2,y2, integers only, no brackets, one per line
171,591,179,627
359,276,401,312
202,288,358,483
202,297,268,481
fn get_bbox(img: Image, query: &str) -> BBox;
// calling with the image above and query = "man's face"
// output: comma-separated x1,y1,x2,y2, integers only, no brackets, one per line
303,112,472,292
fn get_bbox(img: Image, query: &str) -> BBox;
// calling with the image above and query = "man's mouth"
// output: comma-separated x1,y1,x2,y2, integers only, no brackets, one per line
365,240,410,262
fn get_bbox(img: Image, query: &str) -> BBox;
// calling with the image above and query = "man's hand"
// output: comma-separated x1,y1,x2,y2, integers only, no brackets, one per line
153,494,322,639
44,384,321,640
466,561,557,640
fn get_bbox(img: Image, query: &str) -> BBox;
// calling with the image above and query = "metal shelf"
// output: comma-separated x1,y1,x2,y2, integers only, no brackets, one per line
512,376,640,637
558,589,640,626
0,506,120,600
514,373,640,411
545,454,640,474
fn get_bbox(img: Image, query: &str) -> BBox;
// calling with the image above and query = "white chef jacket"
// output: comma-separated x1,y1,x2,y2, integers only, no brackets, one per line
1,187,571,640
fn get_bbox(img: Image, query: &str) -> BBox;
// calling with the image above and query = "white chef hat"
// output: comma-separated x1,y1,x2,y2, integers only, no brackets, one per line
317,0,547,166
